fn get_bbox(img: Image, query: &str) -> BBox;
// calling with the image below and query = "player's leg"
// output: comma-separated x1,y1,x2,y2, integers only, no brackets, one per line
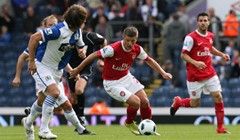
74,77,88,126
207,76,230,134
136,89,152,120
57,82,95,135
211,91,229,133
170,81,203,116
136,89,160,136
103,74,141,135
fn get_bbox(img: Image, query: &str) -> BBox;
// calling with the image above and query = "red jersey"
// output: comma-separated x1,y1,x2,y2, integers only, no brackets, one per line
182,30,216,82
97,41,149,80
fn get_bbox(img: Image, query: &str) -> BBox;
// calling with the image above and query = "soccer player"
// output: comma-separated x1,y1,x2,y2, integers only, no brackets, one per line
26,4,94,139
170,12,230,134
69,26,172,135
67,31,107,127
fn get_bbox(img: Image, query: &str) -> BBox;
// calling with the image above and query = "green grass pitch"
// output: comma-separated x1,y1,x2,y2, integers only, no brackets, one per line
0,124,239,140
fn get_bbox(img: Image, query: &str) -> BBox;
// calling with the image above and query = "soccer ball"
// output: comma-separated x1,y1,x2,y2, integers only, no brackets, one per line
138,119,156,135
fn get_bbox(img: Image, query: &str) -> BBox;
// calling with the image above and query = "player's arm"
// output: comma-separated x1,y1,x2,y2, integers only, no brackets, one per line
145,58,172,80
69,52,99,79
12,52,29,87
28,31,43,74
181,36,206,69
211,46,230,61
69,45,113,79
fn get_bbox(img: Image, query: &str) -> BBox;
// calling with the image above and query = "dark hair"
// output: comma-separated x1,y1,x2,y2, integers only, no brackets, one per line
63,4,87,30
123,26,138,37
197,12,209,21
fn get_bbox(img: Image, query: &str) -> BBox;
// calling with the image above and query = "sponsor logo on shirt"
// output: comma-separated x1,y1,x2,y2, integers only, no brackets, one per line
45,28,53,35
112,63,129,71
120,91,125,97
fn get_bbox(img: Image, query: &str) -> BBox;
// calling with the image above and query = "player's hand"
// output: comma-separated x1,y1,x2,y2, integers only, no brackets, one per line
28,61,36,75
69,68,79,79
77,48,86,59
222,54,230,62
194,61,206,70
162,72,172,80
12,77,20,87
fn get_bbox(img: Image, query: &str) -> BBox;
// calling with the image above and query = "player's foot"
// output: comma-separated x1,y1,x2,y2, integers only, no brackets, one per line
38,129,57,139
24,107,31,116
22,117,35,140
170,96,181,116
217,128,231,134
79,116,87,127
153,131,161,136
124,121,140,135
78,129,96,135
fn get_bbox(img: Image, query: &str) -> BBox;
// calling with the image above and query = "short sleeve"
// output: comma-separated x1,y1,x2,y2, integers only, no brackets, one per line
98,45,114,58
137,47,148,60
182,36,194,52
41,26,60,42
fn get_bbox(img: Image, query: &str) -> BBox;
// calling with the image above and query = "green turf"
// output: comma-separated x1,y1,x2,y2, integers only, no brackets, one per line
0,124,239,140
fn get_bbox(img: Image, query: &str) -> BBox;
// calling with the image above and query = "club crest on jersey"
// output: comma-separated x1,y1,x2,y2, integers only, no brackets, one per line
120,91,125,97
45,75,51,81
192,91,196,96
45,28,53,35
132,54,136,60
74,33,79,40
209,39,213,44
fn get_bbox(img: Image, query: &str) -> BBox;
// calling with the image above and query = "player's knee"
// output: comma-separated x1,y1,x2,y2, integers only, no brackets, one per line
75,88,84,95
190,100,200,107
61,100,72,111
141,97,150,107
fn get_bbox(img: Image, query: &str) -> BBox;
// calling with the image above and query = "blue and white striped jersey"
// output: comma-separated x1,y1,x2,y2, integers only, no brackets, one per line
36,21,84,70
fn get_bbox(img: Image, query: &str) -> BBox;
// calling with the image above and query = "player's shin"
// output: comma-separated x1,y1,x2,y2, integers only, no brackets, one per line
40,95,56,131
26,100,42,127
64,109,85,133
215,102,224,129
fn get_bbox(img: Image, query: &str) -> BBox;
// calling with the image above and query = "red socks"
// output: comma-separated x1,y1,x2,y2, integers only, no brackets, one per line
179,98,191,107
125,106,138,124
140,105,152,120
215,102,224,129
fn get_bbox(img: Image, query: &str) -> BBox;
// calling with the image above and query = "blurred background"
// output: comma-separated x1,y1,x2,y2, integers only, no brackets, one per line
0,0,240,125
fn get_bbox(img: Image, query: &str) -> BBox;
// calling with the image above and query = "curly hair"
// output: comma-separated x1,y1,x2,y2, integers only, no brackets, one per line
63,4,88,30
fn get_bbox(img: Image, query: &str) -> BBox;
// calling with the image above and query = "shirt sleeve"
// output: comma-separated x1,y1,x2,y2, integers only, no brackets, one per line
23,47,29,55
40,26,60,42
137,46,149,60
182,36,194,52
87,32,105,45
98,45,114,58
76,29,85,47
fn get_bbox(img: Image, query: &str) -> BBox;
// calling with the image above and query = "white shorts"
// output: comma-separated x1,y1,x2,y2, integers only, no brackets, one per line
103,73,144,102
187,75,222,99
32,61,63,94
32,61,68,106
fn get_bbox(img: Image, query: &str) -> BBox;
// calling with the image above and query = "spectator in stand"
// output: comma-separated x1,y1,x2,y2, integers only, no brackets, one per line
157,0,169,22
223,10,239,37
11,0,29,18
230,56,240,78
22,6,40,37
0,25,11,46
0,4,15,33
224,39,237,61
122,0,143,29
95,15,113,42
89,100,110,115
91,5,108,32
208,7,223,36
108,2,125,39
160,59,181,88
163,12,186,69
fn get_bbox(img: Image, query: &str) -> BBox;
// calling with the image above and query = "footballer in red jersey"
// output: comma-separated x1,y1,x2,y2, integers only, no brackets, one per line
170,12,230,134
70,26,172,135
